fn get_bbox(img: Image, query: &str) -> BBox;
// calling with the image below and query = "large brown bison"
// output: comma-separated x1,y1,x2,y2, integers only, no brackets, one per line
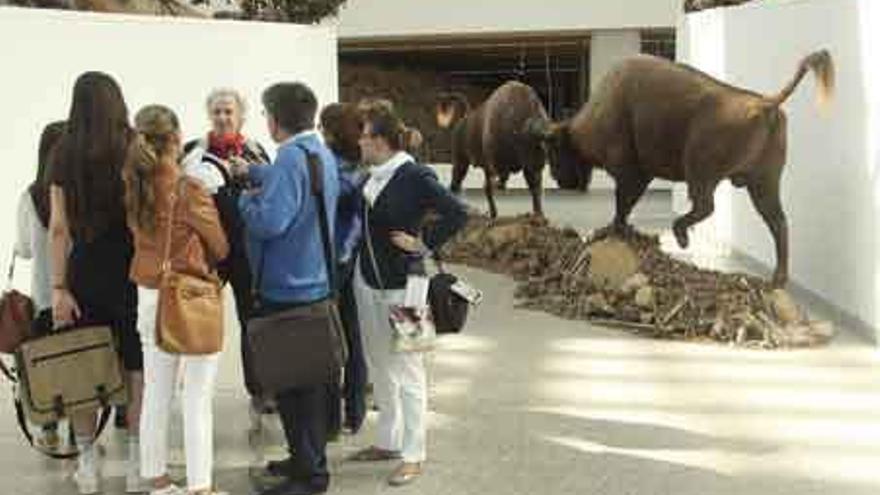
436,81,552,218
542,51,834,287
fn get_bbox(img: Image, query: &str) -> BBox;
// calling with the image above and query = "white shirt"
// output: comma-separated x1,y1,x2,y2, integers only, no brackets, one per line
15,191,51,311
363,151,414,206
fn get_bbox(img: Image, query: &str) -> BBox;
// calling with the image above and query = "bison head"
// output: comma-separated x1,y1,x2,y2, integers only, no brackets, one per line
525,119,593,191
435,92,470,129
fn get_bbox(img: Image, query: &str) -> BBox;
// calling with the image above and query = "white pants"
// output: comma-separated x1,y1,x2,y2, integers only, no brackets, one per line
354,260,427,463
137,288,220,491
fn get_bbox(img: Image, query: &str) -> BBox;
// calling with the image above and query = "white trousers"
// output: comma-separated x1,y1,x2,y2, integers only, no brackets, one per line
353,260,427,463
136,288,220,491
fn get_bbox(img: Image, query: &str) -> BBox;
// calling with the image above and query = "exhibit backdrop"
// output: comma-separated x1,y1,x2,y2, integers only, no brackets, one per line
0,6,338,288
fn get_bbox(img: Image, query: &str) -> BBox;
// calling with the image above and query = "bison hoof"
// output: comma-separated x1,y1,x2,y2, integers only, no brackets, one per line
673,222,690,249
612,223,636,237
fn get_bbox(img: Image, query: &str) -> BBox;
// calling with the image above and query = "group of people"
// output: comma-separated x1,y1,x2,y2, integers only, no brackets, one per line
15,71,468,495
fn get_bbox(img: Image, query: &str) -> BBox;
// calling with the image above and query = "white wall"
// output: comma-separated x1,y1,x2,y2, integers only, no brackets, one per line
590,30,642,92
0,7,337,271
679,0,880,339
334,0,679,39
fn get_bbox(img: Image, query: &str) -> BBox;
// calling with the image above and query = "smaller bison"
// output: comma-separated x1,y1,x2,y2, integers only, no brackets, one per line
542,51,834,287
436,81,552,218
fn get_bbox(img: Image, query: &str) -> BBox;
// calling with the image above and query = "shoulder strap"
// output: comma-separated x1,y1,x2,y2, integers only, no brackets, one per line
13,398,112,460
363,205,387,295
201,152,232,184
0,357,15,382
297,144,337,299
251,145,337,303
6,251,16,292
160,180,185,274
182,139,198,156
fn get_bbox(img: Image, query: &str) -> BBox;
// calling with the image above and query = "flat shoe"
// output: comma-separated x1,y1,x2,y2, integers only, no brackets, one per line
387,462,422,487
347,446,401,462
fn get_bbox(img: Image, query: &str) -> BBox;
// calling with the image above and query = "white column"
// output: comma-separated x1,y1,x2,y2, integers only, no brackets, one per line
589,29,642,95
586,30,642,191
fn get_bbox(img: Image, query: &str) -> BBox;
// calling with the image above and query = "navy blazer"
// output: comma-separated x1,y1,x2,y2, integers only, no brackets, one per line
359,161,468,290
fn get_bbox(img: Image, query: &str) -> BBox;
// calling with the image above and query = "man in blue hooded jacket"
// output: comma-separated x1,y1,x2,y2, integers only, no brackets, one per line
236,82,338,495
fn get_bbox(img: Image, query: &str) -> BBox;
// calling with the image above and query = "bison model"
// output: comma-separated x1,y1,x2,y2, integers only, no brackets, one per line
437,81,553,218
542,51,834,287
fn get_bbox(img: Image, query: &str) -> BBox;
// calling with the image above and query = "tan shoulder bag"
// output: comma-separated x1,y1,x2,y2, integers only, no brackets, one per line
155,180,224,355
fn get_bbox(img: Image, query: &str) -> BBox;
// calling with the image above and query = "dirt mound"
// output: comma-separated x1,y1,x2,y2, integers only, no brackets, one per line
442,215,834,349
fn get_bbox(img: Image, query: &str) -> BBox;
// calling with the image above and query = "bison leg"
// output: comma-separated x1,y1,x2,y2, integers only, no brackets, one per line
484,167,499,219
746,177,789,287
496,172,510,191
672,181,717,249
613,173,651,231
524,166,544,218
450,160,470,195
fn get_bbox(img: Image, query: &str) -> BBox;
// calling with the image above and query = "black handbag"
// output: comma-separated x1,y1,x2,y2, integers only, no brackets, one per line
428,266,482,335
246,146,348,394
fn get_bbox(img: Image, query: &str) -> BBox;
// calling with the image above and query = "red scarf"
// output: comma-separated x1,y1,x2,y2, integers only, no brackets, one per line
208,132,245,159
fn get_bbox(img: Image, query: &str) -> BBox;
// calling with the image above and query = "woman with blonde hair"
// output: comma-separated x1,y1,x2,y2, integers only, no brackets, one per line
124,105,229,495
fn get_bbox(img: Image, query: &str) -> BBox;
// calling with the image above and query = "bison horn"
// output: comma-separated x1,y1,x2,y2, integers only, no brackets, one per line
525,118,566,142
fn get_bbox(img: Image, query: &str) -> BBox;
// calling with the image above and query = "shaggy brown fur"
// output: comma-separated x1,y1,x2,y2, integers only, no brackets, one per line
437,81,552,218
544,50,834,287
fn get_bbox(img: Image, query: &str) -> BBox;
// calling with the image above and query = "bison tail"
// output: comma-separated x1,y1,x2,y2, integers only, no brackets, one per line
768,49,835,110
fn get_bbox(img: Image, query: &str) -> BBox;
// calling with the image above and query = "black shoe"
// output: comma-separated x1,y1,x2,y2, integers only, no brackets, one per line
255,479,326,495
265,457,297,478
114,406,128,429
343,415,365,435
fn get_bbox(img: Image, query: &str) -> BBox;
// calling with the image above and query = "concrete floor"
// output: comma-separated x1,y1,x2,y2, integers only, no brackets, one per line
2,190,880,494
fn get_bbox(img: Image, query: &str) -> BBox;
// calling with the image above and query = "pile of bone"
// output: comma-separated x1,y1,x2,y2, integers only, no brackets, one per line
442,214,834,349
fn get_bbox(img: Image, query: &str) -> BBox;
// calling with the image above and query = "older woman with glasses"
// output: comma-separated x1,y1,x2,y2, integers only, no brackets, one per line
182,89,271,425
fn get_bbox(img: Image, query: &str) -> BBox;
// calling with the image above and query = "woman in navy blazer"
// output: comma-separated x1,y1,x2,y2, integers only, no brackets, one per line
350,101,467,486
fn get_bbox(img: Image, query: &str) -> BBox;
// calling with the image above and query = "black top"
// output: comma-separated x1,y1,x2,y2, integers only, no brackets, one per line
359,161,468,290
182,138,270,283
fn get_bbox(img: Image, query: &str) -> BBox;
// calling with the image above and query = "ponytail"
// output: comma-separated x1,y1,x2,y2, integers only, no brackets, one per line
122,133,160,232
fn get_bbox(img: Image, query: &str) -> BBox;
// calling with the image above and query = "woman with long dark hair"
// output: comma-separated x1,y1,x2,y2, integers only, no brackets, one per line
49,72,144,494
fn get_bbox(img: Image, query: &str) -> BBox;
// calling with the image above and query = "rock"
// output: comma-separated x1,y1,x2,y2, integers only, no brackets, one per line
809,320,835,340
443,213,832,350
621,272,650,293
619,305,641,322
634,286,655,309
485,223,528,248
769,289,802,324
586,294,614,316
587,239,640,289
783,324,817,347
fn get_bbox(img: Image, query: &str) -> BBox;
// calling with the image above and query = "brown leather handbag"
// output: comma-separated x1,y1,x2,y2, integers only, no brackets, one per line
0,253,34,354
155,180,224,355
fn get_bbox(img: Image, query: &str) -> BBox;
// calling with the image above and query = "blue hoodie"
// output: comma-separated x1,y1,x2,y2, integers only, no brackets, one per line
333,154,365,264
238,131,339,304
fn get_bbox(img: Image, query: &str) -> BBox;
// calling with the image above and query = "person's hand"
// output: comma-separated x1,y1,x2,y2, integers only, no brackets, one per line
229,155,253,177
52,287,81,328
390,231,426,254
